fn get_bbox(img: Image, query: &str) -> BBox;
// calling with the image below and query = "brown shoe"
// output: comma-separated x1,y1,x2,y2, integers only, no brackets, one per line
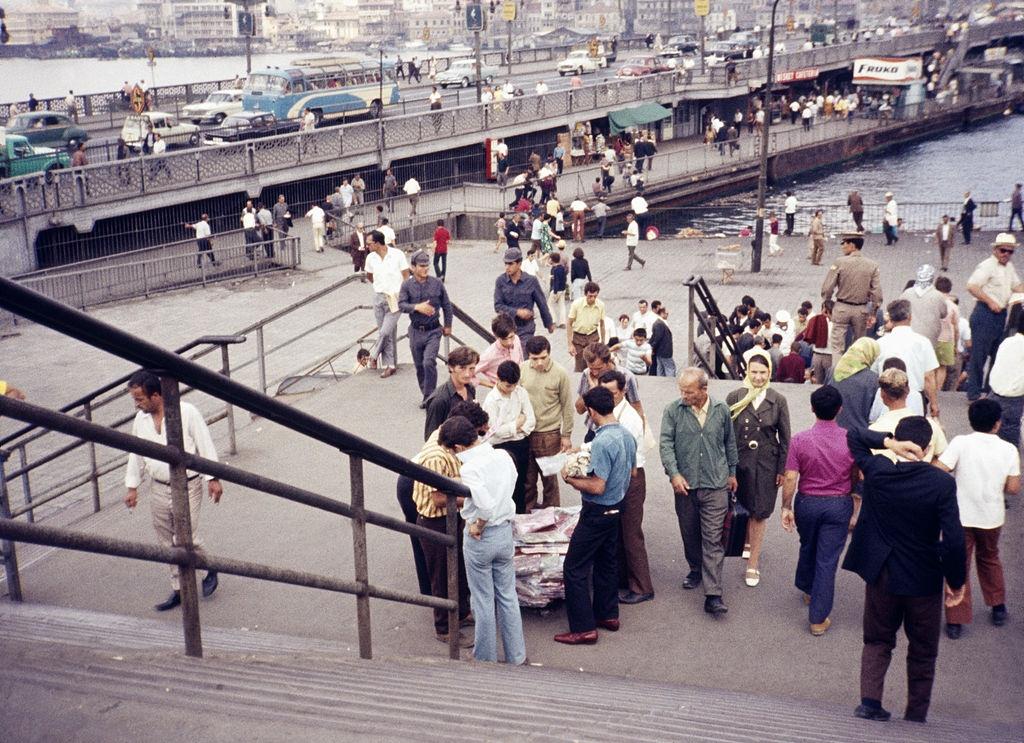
596,618,620,632
554,629,598,645
810,617,831,636
436,630,475,648
380,367,396,378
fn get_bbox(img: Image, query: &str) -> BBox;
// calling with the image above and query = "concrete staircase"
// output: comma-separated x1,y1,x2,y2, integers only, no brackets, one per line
1,602,1018,743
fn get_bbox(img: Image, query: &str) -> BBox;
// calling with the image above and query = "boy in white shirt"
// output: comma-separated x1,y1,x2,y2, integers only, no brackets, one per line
483,360,536,514
613,328,652,375
934,398,1020,639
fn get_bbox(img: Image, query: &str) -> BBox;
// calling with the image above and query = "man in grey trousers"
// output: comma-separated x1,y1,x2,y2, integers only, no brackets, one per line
659,368,738,615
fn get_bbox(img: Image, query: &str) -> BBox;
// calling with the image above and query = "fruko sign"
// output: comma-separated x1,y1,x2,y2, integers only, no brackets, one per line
852,57,924,85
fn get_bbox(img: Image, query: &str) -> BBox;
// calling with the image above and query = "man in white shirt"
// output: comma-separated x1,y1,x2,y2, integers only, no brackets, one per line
305,202,326,252
630,193,649,235
623,212,645,270
874,299,940,418
934,398,1020,639
569,198,589,242
378,217,397,247
339,179,355,216
483,360,536,514
446,417,526,665
631,299,657,336
869,368,945,461
365,229,411,378
883,192,899,246
599,369,653,604
241,201,259,259
124,370,223,611
185,213,218,267
988,312,1024,449
403,177,421,216
784,191,798,235
152,133,167,155
966,233,1024,400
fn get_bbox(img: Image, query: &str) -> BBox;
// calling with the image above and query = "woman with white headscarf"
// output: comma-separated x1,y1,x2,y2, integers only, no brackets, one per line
725,349,792,587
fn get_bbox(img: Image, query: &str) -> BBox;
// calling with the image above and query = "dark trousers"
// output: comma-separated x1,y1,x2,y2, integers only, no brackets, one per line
851,211,864,232
785,213,795,235
860,569,943,722
1010,207,1024,231
417,513,471,634
882,223,898,245
493,436,530,514
596,216,607,238
244,228,260,258
961,216,974,245
991,392,1023,449
794,494,853,624
946,526,1005,625
673,487,728,596
617,469,653,595
409,326,442,401
967,303,1007,399
563,502,621,632
351,248,366,273
433,251,447,280
196,238,216,266
396,476,432,596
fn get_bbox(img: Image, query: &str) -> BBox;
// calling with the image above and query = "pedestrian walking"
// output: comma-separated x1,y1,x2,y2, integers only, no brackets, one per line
847,190,864,232
366,230,410,378
399,250,452,404
592,198,608,239
934,398,1019,641
623,213,645,270
272,194,290,251
184,213,218,267
780,385,857,636
349,222,367,277
784,191,798,235
965,233,1024,399
958,191,977,245
404,176,421,217
808,210,826,265
934,214,955,272
123,370,222,612
882,192,899,246
842,418,966,724
493,247,554,347
660,368,738,616
821,232,883,363
241,201,259,260
64,90,78,123
1009,183,1023,232
383,168,399,212
567,282,605,372
304,202,326,252
431,219,450,280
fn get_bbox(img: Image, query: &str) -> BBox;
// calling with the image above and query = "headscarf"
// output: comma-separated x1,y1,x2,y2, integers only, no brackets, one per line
729,349,773,420
832,337,880,383
913,264,935,297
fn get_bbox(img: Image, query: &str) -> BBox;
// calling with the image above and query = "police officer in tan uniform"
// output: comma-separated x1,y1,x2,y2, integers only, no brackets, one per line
821,233,883,363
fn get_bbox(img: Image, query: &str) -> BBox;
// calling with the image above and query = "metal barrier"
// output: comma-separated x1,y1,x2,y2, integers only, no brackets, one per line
5,24,1003,224
14,227,301,309
684,275,742,381
0,276,473,660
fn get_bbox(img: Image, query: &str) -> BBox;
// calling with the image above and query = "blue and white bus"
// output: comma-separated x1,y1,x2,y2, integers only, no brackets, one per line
243,56,401,124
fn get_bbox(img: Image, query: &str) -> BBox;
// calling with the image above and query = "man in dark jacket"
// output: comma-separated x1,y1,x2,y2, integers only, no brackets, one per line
842,418,966,724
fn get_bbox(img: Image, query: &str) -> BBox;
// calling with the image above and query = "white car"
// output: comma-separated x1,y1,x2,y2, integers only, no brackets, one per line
181,89,245,125
436,59,498,88
557,49,606,76
120,112,201,151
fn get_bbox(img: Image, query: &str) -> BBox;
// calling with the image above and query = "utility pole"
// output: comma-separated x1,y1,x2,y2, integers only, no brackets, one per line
694,0,709,75
751,0,782,274
466,3,485,102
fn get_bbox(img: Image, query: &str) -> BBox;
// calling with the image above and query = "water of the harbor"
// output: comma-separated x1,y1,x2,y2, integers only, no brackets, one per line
683,114,1024,233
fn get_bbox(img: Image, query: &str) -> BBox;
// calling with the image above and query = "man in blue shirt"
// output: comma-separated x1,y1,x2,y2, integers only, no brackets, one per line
494,247,555,347
556,386,637,645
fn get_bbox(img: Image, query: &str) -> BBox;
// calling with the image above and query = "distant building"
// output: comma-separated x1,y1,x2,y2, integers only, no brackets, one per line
155,0,264,44
3,2,81,45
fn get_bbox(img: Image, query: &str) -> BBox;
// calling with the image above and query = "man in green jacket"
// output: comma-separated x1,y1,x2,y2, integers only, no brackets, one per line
660,367,738,615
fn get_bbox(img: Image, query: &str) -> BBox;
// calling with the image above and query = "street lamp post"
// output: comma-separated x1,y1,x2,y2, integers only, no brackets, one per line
751,0,782,274
224,0,258,74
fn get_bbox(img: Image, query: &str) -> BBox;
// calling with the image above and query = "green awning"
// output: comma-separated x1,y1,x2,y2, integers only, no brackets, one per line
607,103,671,134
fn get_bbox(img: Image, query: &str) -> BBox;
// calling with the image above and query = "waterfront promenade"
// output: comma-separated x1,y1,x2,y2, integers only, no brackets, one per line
1,220,1021,738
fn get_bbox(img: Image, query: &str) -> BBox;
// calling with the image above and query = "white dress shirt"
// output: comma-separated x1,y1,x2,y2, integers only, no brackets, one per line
125,402,218,487
968,256,1022,310
989,333,1024,397
458,443,517,526
613,398,645,469
874,325,938,393
365,247,409,295
939,432,1019,528
483,384,536,444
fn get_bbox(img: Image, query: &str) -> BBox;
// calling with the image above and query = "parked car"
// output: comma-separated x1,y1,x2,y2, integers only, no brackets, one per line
120,112,201,151
4,111,89,151
705,41,752,62
557,49,606,76
616,55,673,77
436,59,498,88
181,89,245,125
667,34,699,53
0,129,71,180
203,111,301,144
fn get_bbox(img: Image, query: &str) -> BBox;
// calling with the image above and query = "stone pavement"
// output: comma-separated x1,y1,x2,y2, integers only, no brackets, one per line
1,225,1022,730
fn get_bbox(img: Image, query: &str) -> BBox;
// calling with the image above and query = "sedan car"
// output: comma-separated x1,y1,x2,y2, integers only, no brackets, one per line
616,56,673,77
557,49,606,76
181,89,245,125
202,111,300,144
436,59,499,88
5,111,89,150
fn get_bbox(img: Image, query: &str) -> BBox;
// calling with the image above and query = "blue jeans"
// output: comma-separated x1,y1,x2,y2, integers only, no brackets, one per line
990,392,1023,450
409,326,442,400
794,494,853,624
655,357,677,378
967,303,1007,400
463,522,526,664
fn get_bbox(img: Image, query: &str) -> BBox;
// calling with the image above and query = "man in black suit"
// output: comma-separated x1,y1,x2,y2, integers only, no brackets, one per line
842,417,966,724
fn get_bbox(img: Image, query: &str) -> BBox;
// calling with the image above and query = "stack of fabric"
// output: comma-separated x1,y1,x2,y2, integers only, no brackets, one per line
512,506,581,608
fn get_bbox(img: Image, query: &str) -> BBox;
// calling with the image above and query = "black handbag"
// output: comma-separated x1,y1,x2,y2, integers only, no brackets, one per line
722,495,749,558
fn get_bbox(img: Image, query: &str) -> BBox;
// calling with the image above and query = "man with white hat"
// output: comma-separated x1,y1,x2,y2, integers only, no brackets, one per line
965,233,1024,400
775,309,795,354
883,192,899,246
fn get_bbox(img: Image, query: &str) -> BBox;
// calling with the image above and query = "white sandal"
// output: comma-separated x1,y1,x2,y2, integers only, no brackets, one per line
744,568,761,587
